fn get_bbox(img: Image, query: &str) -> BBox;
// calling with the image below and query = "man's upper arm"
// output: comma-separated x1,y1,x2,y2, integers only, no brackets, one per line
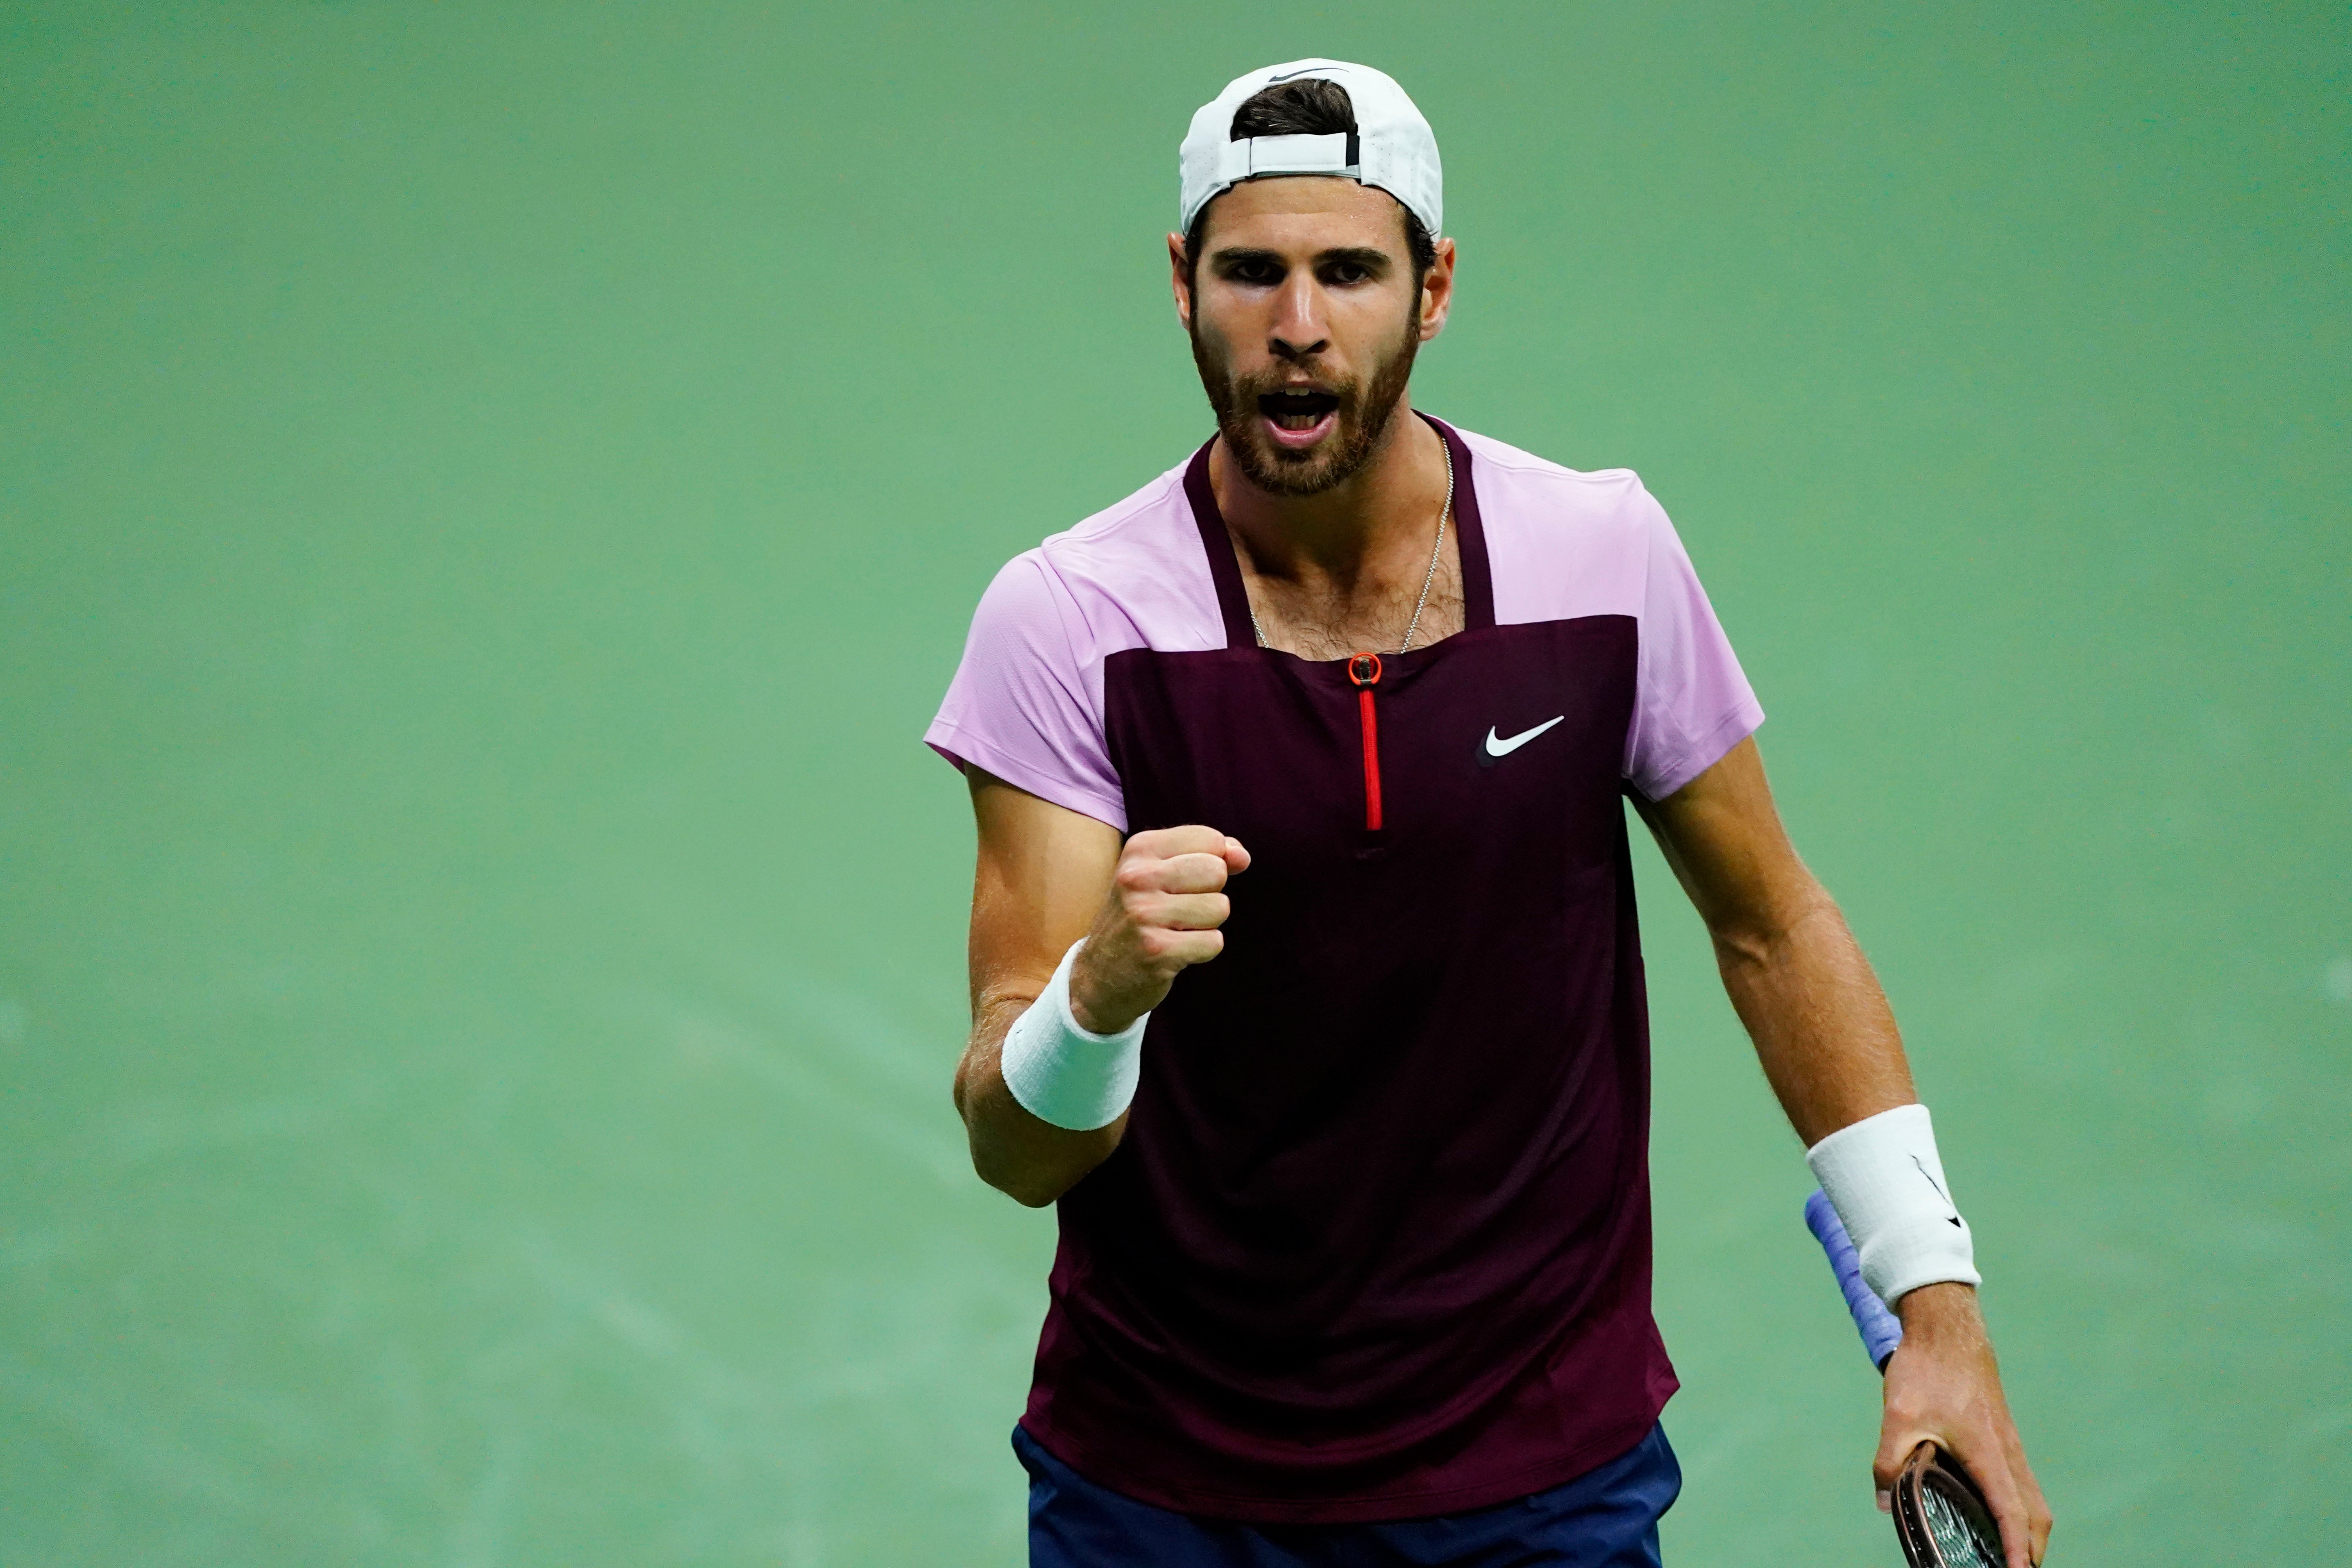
966,769,1123,1015
1633,736,1814,938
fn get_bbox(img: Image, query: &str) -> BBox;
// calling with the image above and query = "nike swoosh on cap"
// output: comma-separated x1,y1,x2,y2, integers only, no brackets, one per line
1477,716,1565,768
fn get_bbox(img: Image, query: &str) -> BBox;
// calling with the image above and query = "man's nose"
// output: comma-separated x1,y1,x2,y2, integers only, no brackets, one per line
1268,275,1329,362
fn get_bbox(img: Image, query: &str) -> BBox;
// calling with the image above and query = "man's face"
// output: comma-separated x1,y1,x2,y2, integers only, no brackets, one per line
1173,177,1451,497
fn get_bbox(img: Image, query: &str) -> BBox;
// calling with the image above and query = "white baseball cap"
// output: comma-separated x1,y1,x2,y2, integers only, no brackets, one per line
1178,59,1442,241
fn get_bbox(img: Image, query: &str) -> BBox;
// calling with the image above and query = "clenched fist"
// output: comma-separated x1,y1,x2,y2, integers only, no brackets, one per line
1068,825,1250,1034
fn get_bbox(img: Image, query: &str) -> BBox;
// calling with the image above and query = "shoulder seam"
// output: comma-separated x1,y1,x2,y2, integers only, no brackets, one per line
1046,464,1189,549
1457,429,1638,486
1476,448,1639,484
1020,552,1103,688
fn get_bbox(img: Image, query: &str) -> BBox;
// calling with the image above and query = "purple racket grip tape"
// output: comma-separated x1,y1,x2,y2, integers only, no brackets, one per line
1805,1187,1904,1371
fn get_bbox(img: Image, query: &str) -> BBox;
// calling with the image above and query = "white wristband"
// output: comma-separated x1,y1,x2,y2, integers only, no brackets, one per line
1805,1103,1980,1305
998,940,1147,1132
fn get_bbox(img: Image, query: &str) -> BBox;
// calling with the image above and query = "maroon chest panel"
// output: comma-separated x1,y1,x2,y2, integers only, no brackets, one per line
1022,421,1677,1523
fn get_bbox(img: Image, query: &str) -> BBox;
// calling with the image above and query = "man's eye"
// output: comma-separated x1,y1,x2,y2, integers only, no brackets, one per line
1325,263,1371,284
1231,261,1279,284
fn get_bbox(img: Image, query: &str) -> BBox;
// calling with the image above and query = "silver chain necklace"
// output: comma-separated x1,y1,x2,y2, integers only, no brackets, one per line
1247,436,1454,655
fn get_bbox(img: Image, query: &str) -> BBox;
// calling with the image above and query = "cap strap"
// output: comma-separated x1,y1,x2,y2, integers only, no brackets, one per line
1215,131,1359,186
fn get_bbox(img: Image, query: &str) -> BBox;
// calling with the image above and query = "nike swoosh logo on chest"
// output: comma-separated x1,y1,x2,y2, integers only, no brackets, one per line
1478,715,1565,767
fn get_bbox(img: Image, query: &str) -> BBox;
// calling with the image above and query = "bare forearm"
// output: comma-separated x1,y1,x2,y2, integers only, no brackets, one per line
1638,740,1910,1144
955,779,1243,1208
1643,742,2049,1561
951,996,1124,1207
1710,881,1915,1146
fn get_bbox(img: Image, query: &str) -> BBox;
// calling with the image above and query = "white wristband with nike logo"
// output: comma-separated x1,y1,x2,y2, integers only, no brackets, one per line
1805,1103,1980,1305
998,940,1147,1133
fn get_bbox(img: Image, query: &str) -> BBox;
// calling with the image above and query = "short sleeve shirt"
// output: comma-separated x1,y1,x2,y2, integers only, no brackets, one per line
927,420,1761,1523
928,425,1760,821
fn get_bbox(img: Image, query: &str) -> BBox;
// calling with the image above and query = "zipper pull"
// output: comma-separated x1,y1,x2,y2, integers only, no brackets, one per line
1347,652,1384,831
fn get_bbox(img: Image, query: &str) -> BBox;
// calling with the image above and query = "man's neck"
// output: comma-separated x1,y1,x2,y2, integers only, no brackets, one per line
1208,400,1464,658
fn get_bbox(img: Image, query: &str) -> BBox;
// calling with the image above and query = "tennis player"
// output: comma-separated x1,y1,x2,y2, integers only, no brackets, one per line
928,59,2053,1568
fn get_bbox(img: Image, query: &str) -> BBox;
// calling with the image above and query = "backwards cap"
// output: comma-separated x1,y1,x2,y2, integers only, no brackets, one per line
1178,59,1442,240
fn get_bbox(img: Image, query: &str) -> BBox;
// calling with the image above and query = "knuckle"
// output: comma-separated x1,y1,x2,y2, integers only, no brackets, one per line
1168,850,1214,883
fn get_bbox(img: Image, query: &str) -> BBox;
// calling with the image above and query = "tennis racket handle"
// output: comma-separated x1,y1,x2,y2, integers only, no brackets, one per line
1805,1187,1904,1371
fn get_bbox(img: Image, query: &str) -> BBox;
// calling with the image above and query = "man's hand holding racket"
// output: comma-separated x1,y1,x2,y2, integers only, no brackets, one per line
1807,1190,2052,1566
1882,1282,2053,1567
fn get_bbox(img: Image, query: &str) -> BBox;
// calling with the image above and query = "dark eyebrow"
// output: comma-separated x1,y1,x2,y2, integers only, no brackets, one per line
1209,247,1283,271
1207,245,1396,273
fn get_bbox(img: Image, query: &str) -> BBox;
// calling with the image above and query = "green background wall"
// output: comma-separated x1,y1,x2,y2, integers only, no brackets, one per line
2,2,2344,1561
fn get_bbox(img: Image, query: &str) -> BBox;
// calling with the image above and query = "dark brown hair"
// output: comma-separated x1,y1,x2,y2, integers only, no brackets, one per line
1184,78,1439,279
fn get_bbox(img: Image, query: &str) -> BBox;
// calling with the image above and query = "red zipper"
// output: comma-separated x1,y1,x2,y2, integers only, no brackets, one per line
1347,651,1384,831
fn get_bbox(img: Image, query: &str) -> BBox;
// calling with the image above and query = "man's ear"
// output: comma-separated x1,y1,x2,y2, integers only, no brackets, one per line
1168,231,1194,331
1419,235,1457,343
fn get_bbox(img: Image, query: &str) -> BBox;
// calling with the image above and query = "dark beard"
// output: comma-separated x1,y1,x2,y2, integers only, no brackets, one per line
1190,307,1422,497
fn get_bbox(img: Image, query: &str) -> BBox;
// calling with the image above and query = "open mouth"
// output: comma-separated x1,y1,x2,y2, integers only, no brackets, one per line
1257,389,1340,433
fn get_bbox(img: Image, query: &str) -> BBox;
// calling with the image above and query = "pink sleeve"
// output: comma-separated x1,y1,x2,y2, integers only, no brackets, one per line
1623,490,1765,801
926,554,1129,831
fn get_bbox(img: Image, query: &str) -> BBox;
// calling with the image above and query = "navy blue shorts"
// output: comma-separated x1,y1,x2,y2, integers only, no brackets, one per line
1016,1423,1681,1567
